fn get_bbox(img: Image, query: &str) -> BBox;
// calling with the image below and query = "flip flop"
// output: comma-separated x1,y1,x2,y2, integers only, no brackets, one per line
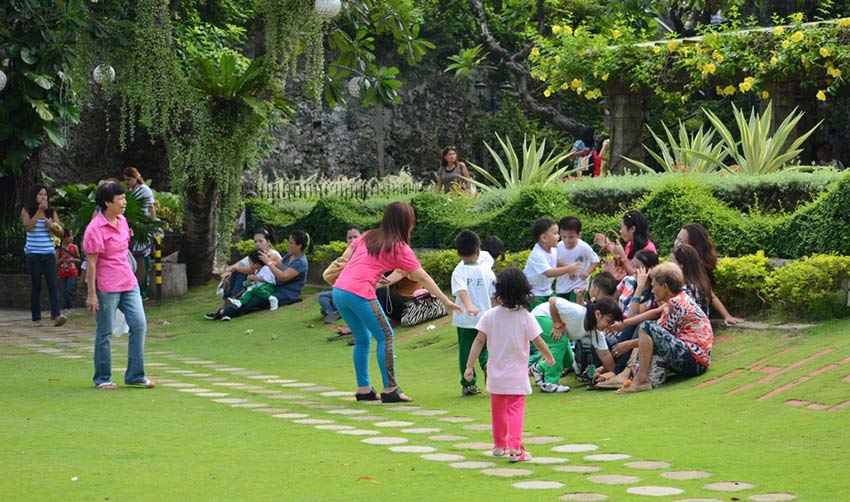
594,379,625,390
616,382,652,394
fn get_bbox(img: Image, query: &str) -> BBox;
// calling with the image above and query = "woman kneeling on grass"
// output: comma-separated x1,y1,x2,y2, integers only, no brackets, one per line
333,202,460,403
617,262,713,394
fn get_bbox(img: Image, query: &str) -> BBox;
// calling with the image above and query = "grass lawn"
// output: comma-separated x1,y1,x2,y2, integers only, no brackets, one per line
1,284,848,501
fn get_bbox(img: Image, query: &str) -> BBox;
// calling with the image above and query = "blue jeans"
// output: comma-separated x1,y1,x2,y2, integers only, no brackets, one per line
94,285,148,385
60,276,76,309
317,291,336,315
333,288,398,389
26,253,60,322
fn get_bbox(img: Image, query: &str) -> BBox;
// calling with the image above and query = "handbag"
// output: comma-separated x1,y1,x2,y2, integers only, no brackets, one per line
400,292,448,327
322,255,348,286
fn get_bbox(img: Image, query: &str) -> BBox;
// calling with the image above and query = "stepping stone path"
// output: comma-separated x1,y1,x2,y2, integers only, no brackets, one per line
2,318,796,502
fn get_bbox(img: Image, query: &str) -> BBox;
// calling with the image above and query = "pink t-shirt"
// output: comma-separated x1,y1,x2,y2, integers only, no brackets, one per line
624,239,656,258
333,234,421,300
476,306,542,395
83,211,138,293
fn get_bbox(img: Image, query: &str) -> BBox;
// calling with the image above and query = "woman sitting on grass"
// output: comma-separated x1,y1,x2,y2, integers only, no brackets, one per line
617,262,713,394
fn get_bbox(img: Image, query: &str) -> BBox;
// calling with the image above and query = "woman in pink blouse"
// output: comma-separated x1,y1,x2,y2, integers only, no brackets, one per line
83,181,154,390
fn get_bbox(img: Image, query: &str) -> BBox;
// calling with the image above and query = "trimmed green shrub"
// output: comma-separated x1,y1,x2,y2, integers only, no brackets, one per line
765,255,850,320
475,185,573,252
311,241,348,263
294,197,381,245
713,251,772,315
780,174,850,258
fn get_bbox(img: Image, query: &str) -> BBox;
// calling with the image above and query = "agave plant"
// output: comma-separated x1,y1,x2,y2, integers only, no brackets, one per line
623,121,727,174
465,134,578,192
689,103,821,175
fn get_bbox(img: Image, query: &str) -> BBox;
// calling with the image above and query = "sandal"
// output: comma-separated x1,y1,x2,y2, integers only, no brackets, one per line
125,378,156,388
96,382,118,390
355,388,380,401
380,387,413,403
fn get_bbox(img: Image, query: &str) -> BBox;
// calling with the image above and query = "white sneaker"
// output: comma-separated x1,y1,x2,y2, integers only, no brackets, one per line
227,297,242,309
539,382,571,393
269,296,279,311
529,363,544,385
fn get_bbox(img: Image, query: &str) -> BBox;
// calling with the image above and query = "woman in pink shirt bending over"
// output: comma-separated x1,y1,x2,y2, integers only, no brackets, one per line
83,181,154,390
465,267,556,463
333,202,460,403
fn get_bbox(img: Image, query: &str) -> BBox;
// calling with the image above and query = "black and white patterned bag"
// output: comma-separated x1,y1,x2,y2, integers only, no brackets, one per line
400,294,447,326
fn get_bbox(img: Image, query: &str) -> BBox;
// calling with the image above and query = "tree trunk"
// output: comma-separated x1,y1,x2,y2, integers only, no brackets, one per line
609,93,645,175
179,176,217,286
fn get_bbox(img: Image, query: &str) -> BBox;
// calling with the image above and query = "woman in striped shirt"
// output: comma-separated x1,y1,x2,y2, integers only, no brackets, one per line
21,184,66,327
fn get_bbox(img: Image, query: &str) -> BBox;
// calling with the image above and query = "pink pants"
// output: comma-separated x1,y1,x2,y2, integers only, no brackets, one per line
490,393,526,450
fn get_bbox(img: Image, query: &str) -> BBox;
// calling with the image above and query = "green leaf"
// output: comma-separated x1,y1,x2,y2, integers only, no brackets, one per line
24,72,53,90
43,122,66,148
20,47,37,65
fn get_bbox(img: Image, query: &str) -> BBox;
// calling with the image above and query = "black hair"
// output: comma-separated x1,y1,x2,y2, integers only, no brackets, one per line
482,235,506,261
622,210,650,259
633,249,659,269
62,228,73,239
580,127,595,147
558,216,582,233
455,229,481,257
494,267,532,309
248,250,262,265
95,181,127,211
290,229,313,253
346,225,363,233
254,227,277,245
24,183,55,218
591,271,617,297
531,217,557,242
583,296,624,332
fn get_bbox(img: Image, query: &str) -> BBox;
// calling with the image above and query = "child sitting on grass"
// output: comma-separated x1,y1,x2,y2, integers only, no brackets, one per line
227,250,278,310
451,230,496,397
465,267,556,463
554,216,599,303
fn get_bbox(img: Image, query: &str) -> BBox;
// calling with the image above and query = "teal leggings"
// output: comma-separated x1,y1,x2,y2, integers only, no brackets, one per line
333,288,397,389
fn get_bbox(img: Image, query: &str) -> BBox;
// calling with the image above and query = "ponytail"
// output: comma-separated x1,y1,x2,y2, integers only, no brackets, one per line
583,296,623,332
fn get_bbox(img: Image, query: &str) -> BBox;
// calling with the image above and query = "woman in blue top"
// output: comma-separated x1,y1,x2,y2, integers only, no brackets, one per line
219,230,310,320
567,127,596,176
21,184,67,327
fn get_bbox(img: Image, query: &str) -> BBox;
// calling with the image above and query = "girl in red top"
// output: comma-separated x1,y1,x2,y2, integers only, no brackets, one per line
56,228,80,310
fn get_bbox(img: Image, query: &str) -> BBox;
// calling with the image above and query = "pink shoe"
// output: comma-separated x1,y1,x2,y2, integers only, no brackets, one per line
508,449,532,463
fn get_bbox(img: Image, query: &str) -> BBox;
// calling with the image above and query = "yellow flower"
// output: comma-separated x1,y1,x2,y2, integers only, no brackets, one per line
680,95,688,103
573,28,580,36
758,63,766,71
667,42,678,52
770,56,778,65
552,25,562,35
544,88,552,97
723,85,736,95
713,51,725,62
715,85,723,94
739,81,752,92
828,67,842,78
531,47,540,57
702,63,716,76
601,73,609,81
560,82,568,90
774,26,784,36
554,55,561,63
539,73,547,81
761,90,770,99
781,40,790,49
531,71,537,79
584,90,594,99
819,47,830,57
790,31,803,43
793,12,803,22
816,90,826,101
838,18,850,27
564,26,573,36
612,29,622,39
570,78,582,90
653,46,661,54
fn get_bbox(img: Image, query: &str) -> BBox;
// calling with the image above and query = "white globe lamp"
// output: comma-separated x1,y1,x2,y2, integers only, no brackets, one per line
93,64,115,85
315,0,342,19
0,70,6,92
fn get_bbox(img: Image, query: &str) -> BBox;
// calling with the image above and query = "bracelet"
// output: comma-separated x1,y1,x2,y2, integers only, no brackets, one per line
630,297,642,303
552,322,565,329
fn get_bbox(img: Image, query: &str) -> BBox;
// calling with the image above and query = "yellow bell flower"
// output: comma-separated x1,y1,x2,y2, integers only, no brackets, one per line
838,18,850,27
667,42,678,52
713,51,725,62
781,40,790,49
819,47,830,57
552,25,562,35
793,12,803,22
828,67,842,78
702,63,716,77
601,73,609,81
554,55,561,63
761,90,770,99
561,82,568,90
770,56,778,65
653,46,661,54
723,85,736,95
774,26,784,36
544,88,552,97
816,90,826,101
612,29,622,39
531,47,540,57
739,81,752,92
570,78,581,90
790,31,803,43
564,26,573,36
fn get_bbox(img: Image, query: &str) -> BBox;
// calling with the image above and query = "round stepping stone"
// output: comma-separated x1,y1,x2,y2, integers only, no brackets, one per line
449,461,495,469
374,421,414,427
201,377,229,382
553,466,601,473
672,499,723,502
383,405,421,411
320,391,351,397
280,382,315,387
747,495,796,502
248,389,285,394
524,436,564,445
231,403,268,408
328,409,366,415
59,355,84,359
231,370,261,376
461,424,491,431
453,442,492,450
422,453,465,462
626,486,685,496
165,369,194,374
213,382,242,387
337,429,380,436
624,461,671,470
429,435,468,441
230,385,266,391
349,415,387,422
390,446,437,453
152,378,180,384
662,471,711,480
402,428,441,434
189,360,215,364
315,425,355,431
585,453,632,462
311,403,345,410
266,379,297,384
217,367,245,372
178,388,211,393
161,382,195,388
301,385,337,392
251,408,289,413
184,373,212,377
213,398,248,404
410,409,448,416
559,493,608,501
198,392,229,397
272,413,309,419
704,482,754,492
552,444,599,453
265,394,306,400
587,475,641,485
513,481,565,489
438,416,475,423
527,457,568,464
246,374,279,379
292,418,333,425
362,437,408,445
481,468,533,477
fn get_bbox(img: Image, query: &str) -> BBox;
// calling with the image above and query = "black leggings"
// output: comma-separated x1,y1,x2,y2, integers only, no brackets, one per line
27,253,60,322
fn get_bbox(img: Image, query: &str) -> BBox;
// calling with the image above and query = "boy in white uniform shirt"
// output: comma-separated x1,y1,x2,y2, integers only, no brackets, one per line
555,216,599,302
452,230,496,396
523,218,578,309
